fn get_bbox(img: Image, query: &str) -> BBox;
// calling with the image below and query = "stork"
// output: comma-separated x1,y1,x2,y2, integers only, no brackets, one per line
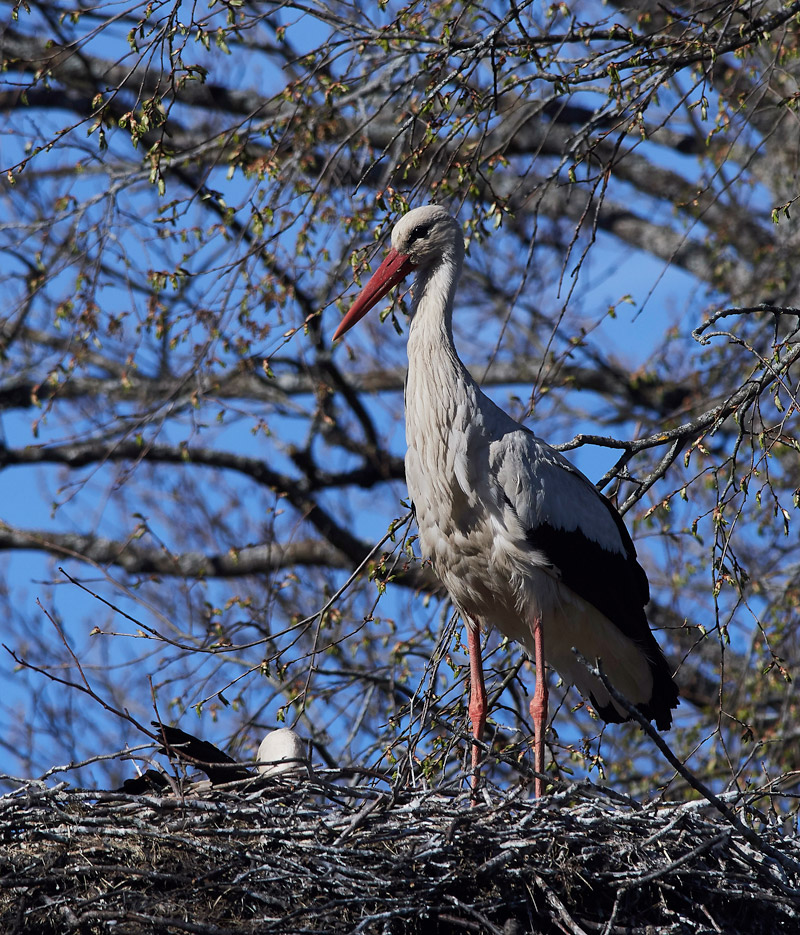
333,205,679,796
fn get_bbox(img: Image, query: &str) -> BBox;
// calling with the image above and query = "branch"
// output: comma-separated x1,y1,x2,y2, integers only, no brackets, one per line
0,437,405,492
0,527,349,576
0,524,439,592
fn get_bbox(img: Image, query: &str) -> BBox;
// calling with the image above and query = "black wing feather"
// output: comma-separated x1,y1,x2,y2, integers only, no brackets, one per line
153,722,253,784
525,491,678,730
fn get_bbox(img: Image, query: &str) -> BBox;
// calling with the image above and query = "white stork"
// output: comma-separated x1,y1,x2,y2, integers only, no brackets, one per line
333,205,679,796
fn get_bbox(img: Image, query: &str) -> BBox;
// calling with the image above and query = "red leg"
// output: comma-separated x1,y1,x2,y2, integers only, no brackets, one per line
466,618,487,799
529,614,548,797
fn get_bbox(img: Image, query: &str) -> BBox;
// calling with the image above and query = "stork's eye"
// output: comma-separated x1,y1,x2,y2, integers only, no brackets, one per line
408,223,432,243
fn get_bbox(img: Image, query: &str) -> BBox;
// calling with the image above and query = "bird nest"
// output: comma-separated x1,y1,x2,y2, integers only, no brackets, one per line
2,772,800,934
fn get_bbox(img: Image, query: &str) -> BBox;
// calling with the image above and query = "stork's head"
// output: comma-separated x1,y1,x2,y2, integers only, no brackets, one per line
390,204,464,268
332,205,463,341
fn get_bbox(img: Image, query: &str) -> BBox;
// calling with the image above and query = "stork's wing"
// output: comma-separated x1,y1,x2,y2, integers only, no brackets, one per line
488,428,678,728
491,429,649,634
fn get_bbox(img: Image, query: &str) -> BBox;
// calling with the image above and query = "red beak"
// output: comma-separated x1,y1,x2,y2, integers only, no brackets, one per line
332,247,416,342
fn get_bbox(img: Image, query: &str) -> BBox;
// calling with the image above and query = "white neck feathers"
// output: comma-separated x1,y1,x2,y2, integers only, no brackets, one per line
408,247,463,364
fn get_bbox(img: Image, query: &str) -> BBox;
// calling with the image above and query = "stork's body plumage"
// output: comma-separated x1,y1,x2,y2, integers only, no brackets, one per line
334,205,679,795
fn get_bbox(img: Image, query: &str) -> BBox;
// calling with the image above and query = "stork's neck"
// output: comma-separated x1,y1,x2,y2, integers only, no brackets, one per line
407,248,468,385
403,244,495,468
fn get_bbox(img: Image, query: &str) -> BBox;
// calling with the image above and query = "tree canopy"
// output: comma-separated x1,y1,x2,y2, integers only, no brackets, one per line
1,0,799,800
